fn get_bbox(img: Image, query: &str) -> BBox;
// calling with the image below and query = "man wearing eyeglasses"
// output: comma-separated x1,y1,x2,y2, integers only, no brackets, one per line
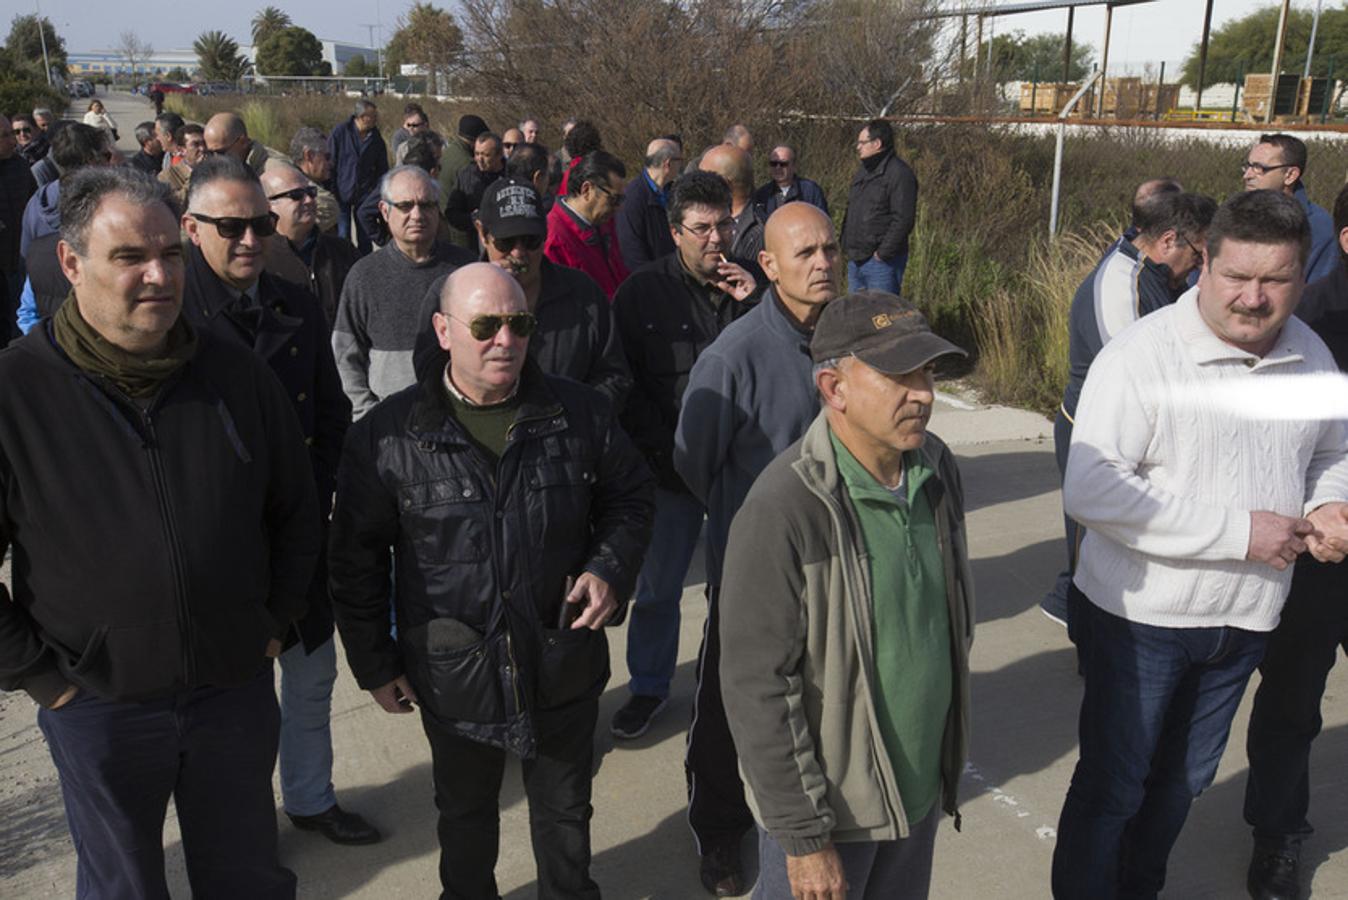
610,171,759,745
753,143,829,220
204,113,291,180
501,127,524,160
412,178,631,407
262,164,360,331
544,150,631,301
329,261,654,899
1242,133,1337,284
616,137,683,272
179,156,381,848
12,113,48,168
333,165,476,420
390,102,442,163
842,118,917,294
0,114,36,341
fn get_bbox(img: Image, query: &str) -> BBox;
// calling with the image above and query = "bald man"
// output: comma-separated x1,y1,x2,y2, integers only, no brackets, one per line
616,136,684,270
203,112,294,179
700,143,765,267
329,262,654,898
673,202,843,895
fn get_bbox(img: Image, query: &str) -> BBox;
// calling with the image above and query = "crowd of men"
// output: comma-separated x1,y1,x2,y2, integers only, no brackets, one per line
0,93,1347,900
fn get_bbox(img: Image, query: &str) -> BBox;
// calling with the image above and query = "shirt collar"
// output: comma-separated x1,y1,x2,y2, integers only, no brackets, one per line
1176,286,1306,370
443,363,521,406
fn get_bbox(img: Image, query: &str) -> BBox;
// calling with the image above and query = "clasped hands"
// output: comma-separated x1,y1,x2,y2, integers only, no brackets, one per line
1248,502,1348,569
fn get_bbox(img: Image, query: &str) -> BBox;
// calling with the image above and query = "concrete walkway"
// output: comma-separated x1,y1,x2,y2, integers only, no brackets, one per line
3,398,1347,898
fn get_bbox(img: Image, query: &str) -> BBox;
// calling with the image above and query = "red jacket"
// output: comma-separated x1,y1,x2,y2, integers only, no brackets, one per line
544,200,630,301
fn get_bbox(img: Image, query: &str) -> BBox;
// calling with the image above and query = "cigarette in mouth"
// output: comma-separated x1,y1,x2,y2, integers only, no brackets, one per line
718,253,728,265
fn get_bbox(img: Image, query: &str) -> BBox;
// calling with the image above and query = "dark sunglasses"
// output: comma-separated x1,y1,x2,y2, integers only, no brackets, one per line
14,126,33,135
768,159,790,167
451,312,538,341
389,199,439,214
191,212,279,239
491,233,543,253
267,185,318,203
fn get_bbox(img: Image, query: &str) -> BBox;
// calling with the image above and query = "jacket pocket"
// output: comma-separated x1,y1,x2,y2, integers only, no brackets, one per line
402,618,507,724
399,476,490,564
68,620,184,700
535,627,609,710
524,461,593,548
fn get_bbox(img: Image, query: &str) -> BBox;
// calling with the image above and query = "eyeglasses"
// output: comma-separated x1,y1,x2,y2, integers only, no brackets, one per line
595,184,625,205
406,120,427,129
388,199,439,214
502,141,517,150
856,135,879,147
190,212,279,239
450,312,538,340
13,127,32,136
1241,160,1291,175
676,219,735,240
490,233,544,253
267,185,318,203
1181,235,1203,259
768,159,791,167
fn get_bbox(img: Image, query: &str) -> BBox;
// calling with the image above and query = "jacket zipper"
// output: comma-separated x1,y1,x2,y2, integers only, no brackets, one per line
141,409,197,684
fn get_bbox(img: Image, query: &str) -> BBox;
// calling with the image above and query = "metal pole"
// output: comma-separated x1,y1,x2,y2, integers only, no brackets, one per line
1031,61,1039,117
1098,4,1113,117
959,16,967,85
1156,60,1165,118
1268,0,1292,124
1233,64,1244,121
1322,59,1335,123
1305,0,1324,79
33,0,52,86
375,0,385,80
1195,0,1214,112
1050,72,1102,239
975,15,983,85
1063,7,1075,84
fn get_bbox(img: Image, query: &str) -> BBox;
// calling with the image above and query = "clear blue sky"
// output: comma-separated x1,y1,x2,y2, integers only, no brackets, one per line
33,0,1280,68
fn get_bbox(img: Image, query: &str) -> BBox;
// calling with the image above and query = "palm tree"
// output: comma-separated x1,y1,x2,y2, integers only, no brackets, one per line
194,30,249,82
251,7,292,46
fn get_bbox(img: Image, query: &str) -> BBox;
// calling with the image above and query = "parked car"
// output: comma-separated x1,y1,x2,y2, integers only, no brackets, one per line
148,82,196,95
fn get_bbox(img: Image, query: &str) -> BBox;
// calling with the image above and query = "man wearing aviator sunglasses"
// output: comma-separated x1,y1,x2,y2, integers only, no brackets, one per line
1241,133,1336,283
752,143,829,220
413,178,631,407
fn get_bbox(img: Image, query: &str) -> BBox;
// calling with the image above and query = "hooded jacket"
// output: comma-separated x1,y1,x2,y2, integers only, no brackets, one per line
20,179,61,259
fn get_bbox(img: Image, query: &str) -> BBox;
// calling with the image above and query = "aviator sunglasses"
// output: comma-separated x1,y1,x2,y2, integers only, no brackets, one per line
450,312,538,340
267,185,319,203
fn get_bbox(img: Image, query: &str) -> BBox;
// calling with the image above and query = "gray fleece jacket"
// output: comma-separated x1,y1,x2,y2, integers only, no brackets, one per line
720,412,974,855
332,241,473,419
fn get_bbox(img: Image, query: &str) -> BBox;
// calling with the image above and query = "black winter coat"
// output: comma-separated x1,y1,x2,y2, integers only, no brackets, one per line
840,150,919,263
329,361,654,756
0,323,320,705
23,231,67,326
182,246,351,651
614,172,674,272
444,163,501,252
613,252,758,492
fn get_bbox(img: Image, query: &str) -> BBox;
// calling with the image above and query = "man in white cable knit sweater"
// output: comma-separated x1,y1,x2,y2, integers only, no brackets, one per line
1050,189,1348,900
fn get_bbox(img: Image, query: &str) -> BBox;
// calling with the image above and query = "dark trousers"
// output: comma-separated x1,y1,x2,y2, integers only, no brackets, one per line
686,585,754,855
422,699,601,900
1044,409,1084,631
1244,557,1348,854
1052,585,1267,899
37,666,294,900
337,196,373,255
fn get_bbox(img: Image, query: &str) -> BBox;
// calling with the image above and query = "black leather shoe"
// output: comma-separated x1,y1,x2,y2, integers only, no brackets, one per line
700,840,745,897
287,804,382,845
1247,848,1301,900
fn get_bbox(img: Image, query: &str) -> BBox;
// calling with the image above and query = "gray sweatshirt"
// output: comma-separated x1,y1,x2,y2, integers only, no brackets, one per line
332,241,473,419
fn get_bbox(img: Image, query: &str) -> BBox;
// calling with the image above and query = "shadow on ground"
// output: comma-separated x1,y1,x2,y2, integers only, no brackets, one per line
957,450,1060,513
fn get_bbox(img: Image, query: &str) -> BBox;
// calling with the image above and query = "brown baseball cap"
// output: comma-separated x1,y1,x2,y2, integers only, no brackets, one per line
810,290,966,373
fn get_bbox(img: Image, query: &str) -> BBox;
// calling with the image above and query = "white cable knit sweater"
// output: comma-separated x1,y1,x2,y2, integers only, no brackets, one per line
1066,287,1348,631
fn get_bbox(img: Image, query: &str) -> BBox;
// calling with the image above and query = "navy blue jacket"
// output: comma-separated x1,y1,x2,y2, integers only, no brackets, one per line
328,118,389,205
615,172,675,272
1295,184,1338,285
752,177,829,220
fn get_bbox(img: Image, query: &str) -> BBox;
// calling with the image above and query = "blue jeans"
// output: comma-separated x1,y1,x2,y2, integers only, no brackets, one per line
1043,409,1083,628
753,809,938,899
624,487,704,698
1052,586,1269,899
847,252,908,295
278,637,339,816
337,198,373,255
37,667,294,900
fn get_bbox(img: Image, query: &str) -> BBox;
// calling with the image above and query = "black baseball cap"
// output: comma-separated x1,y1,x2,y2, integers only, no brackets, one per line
810,290,966,373
476,178,547,239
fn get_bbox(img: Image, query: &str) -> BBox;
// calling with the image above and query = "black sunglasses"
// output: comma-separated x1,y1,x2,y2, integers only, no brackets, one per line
191,212,279,239
268,185,318,203
491,233,543,253
388,199,439,214
451,312,538,341
14,126,33,135
768,159,790,167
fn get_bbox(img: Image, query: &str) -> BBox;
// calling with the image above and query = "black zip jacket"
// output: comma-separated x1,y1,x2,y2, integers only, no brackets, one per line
182,247,351,652
411,258,632,408
613,251,758,492
840,150,919,264
328,360,654,755
0,322,321,706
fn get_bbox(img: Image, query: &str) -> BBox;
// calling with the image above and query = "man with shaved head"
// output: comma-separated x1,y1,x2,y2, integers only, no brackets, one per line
329,261,654,899
616,135,684,270
723,123,753,156
261,162,360,330
203,112,292,179
673,202,842,895
700,143,765,270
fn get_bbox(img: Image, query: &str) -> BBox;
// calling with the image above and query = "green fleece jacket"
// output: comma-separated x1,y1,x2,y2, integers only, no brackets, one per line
719,411,974,856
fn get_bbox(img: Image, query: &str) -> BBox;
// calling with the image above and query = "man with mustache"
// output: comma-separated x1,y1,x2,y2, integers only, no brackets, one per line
411,178,630,406
673,202,843,895
721,291,972,900
1052,190,1348,898
329,262,654,899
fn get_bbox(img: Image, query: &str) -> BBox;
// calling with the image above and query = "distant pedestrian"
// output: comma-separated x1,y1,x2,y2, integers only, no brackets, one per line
128,121,164,176
1242,133,1336,283
615,136,683,271
444,131,506,254
1051,189,1348,898
82,99,117,142
841,118,917,294
328,100,389,255
752,143,829,219
721,291,972,900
